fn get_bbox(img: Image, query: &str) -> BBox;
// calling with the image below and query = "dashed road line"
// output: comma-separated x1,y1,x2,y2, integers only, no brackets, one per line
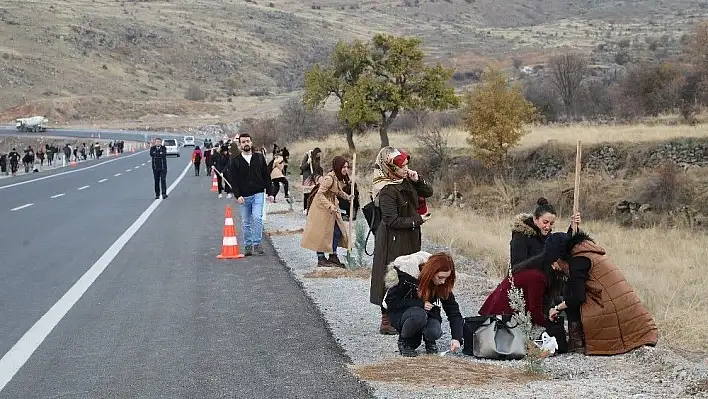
114,173,121,177
77,185,90,191
10,203,33,211
50,193,65,199
98,179,108,183
126,169,132,172
0,161,193,392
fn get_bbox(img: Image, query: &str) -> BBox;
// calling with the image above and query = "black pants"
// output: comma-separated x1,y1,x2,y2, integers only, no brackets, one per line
272,177,289,198
216,174,231,194
194,162,201,176
395,307,443,342
153,168,167,196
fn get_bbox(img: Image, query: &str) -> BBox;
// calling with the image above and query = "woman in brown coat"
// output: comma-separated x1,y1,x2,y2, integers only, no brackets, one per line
369,146,434,334
546,231,659,355
300,156,352,267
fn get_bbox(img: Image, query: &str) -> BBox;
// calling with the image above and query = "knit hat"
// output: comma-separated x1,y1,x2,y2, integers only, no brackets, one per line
544,232,570,263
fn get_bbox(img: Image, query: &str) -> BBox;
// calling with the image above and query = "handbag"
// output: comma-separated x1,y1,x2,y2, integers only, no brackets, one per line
462,315,493,356
472,314,527,360
361,195,381,256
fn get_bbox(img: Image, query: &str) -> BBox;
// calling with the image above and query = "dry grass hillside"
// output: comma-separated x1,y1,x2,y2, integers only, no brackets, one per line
1,0,706,127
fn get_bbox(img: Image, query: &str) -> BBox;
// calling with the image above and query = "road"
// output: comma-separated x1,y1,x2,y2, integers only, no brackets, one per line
0,145,372,398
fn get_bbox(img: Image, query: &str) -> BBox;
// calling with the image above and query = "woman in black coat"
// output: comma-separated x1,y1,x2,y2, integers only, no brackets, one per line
383,251,463,357
510,197,581,266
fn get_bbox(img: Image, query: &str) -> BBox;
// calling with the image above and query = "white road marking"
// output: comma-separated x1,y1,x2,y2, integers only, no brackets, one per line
98,179,108,183
50,193,65,199
0,150,148,191
141,163,146,166
114,173,121,177
77,185,90,191
126,169,132,172
134,166,140,169
0,161,192,392
10,203,33,211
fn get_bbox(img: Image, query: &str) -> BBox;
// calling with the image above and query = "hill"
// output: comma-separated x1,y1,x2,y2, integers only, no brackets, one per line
0,0,705,128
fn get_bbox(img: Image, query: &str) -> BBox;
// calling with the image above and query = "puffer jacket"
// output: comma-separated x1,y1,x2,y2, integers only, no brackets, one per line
564,232,659,356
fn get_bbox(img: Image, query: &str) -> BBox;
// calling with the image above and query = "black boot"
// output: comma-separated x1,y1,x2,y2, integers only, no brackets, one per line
424,338,439,355
568,321,585,354
397,337,418,357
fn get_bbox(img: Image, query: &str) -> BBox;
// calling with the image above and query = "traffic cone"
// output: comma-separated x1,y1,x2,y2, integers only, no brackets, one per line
217,205,244,259
211,170,218,192
70,159,77,167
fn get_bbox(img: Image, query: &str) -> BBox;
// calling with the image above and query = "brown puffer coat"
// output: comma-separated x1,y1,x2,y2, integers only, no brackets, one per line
569,237,659,356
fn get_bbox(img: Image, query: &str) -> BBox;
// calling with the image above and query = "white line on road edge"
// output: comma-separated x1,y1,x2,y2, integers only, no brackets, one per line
0,151,148,191
114,173,121,177
50,194,65,199
0,161,192,392
98,179,108,183
77,185,90,191
10,203,33,211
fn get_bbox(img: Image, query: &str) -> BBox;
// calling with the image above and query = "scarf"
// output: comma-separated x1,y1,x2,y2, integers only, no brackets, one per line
371,146,407,201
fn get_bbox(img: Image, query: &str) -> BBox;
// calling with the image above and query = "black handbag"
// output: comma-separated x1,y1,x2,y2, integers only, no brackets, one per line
361,195,381,256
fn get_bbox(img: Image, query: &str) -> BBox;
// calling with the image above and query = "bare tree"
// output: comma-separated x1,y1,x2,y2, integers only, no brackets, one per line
549,53,588,118
415,120,452,180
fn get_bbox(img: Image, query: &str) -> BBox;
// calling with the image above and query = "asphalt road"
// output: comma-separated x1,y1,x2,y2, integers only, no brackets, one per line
0,146,372,398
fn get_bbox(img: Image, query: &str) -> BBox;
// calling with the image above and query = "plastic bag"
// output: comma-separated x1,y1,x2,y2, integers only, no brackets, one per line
534,332,559,355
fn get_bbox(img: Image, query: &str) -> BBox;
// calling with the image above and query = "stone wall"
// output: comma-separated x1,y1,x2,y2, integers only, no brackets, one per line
519,137,708,180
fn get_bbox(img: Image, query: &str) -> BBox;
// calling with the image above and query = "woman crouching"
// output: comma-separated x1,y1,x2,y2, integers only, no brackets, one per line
544,231,659,355
383,251,463,357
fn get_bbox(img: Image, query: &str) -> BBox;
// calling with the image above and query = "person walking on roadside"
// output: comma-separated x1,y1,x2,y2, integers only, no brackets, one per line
204,147,213,177
214,146,232,198
269,152,290,202
226,134,274,256
150,137,168,199
8,148,20,176
192,146,203,176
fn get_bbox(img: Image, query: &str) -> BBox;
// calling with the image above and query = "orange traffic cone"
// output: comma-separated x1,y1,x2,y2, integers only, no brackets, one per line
211,170,218,192
70,159,77,167
217,205,244,259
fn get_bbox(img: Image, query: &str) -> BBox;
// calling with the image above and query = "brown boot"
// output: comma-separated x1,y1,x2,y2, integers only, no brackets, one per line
317,256,334,267
328,254,346,268
568,321,585,353
379,312,398,335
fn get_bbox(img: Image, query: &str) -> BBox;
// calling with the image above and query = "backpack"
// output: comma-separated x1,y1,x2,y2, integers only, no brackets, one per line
193,152,202,163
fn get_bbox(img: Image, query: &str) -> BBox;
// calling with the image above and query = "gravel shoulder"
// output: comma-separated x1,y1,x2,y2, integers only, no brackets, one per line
264,199,708,399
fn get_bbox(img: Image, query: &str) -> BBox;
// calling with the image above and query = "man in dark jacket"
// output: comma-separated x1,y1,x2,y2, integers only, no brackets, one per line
226,134,274,256
150,138,168,199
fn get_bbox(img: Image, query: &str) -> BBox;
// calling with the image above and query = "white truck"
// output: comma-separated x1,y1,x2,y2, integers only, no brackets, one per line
16,116,49,132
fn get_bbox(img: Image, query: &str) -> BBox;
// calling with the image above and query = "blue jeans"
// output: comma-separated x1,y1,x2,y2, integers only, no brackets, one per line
240,192,265,246
317,222,341,256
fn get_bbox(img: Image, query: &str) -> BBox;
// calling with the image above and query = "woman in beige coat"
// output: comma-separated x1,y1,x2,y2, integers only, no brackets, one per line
301,156,352,267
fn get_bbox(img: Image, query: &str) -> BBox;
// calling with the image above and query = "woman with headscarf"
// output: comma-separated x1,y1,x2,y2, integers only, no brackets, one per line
301,155,352,267
369,146,434,335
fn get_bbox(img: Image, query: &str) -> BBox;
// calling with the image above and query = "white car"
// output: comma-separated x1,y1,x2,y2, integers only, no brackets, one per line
183,135,195,147
163,139,180,157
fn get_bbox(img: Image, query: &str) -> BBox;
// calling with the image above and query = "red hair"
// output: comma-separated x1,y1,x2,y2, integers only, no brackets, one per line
417,252,456,301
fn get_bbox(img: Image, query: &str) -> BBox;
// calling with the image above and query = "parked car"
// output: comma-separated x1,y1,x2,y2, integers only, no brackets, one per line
163,139,180,157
